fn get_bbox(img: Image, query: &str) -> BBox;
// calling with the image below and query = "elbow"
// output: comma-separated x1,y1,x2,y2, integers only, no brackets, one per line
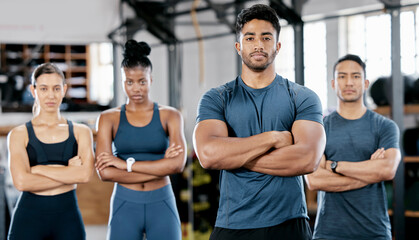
376,159,399,182
169,161,186,175
304,175,320,191
14,180,26,192
379,167,397,181
78,170,93,184
303,160,319,175
299,153,321,175
13,175,30,192
195,148,218,170
97,168,113,182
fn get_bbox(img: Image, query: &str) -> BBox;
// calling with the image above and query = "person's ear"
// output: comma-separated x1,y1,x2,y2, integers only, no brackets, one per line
276,41,281,53
63,84,68,95
364,79,370,89
235,42,241,56
30,85,36,98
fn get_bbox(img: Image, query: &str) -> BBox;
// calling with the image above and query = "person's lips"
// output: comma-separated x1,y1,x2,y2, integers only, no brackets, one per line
132,95,143,100
251,51,267,58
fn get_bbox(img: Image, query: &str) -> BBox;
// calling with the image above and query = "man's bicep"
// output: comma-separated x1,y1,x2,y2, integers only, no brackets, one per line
384,148,401,165
194,119,228,141
291,120,326,147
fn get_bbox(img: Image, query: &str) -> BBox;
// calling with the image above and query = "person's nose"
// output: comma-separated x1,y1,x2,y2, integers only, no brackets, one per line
254,39,264,51
133,82,142,91
48,89,55,98
346,77,354,86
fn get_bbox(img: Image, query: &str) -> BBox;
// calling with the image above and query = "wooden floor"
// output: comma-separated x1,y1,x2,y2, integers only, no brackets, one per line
77,172,114,225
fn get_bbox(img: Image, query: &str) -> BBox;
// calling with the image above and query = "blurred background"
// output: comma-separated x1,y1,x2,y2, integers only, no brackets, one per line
0,0,419,239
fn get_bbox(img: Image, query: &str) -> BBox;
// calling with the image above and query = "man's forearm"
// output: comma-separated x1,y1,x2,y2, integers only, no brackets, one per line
335,159,395,184
305,167,368,192
244,143,320,176
331,148,401,184
196,131,287,170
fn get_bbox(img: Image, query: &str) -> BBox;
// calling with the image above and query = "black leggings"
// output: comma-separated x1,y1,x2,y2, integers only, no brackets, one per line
7,190,85,240
210,218,312,240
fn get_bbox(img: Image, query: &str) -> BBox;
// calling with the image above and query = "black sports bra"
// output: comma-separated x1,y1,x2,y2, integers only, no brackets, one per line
25,121,78,167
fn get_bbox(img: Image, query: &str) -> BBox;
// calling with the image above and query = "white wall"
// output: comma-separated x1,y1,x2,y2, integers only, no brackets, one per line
0,0,121,44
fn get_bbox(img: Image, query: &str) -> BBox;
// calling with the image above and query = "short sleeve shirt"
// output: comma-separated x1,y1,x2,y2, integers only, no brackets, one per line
196,75,323,229
313,110,399,240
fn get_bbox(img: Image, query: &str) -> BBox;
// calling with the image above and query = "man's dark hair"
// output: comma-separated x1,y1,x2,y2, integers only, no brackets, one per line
235,4,281,41
333,54,366,77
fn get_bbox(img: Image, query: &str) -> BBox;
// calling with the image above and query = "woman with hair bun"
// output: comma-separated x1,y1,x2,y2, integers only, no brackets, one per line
7,62,94,240
95,40,186,240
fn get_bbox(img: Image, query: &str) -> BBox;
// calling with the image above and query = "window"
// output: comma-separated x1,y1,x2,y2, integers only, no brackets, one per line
347,9,418,107
304,21,328,110
276,26,295,82
275,22,328,111
89,43,114,106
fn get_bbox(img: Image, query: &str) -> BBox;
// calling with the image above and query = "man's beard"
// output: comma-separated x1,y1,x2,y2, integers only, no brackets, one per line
242,50,277,72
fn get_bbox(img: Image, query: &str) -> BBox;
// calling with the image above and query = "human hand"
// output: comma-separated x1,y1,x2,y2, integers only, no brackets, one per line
69,156,82,166
370,148,385,160
272,131,293,149
325,160,332,171
165,143,184,158
95,152,126,171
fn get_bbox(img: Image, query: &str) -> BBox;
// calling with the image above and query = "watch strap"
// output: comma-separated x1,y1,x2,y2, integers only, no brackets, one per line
126,157,135,172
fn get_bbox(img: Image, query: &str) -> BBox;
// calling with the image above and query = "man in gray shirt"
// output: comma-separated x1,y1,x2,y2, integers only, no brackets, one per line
305,54,401,240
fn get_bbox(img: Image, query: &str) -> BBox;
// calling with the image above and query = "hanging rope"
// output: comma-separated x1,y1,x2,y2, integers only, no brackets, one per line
191,0,205,84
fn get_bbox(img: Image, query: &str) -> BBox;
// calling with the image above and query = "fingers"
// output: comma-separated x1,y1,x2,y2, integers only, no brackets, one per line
95,157,113,171
165,144,184,158
371,148,385,160
68,156,82,166
95,154,114,170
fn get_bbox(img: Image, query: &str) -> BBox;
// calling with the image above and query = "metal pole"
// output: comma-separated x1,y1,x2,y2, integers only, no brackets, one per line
111,41,124,108
168,43,182,109
235,2,244,76
390,6,405,240
0,166,5,239
294,22,305,86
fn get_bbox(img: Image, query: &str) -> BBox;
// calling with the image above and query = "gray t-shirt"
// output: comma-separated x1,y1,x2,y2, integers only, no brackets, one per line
313,110,399,240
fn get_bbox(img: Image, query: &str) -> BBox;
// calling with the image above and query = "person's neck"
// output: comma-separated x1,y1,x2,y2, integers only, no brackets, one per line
126,99,154,111
240,65,277,89
336,100,367,120
32,111,64,126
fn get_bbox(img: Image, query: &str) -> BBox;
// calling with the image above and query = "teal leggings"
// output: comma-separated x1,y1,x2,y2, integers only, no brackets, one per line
107,184,181,240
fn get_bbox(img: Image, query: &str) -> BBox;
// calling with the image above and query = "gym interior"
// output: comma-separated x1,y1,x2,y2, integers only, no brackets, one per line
0,0,419,239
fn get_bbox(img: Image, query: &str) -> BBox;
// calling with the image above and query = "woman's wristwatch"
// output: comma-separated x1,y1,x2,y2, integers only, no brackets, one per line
126,157,135,172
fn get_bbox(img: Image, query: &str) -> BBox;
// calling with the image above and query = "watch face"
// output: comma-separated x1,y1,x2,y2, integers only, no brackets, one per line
331,161,337,169
127,157,135,163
